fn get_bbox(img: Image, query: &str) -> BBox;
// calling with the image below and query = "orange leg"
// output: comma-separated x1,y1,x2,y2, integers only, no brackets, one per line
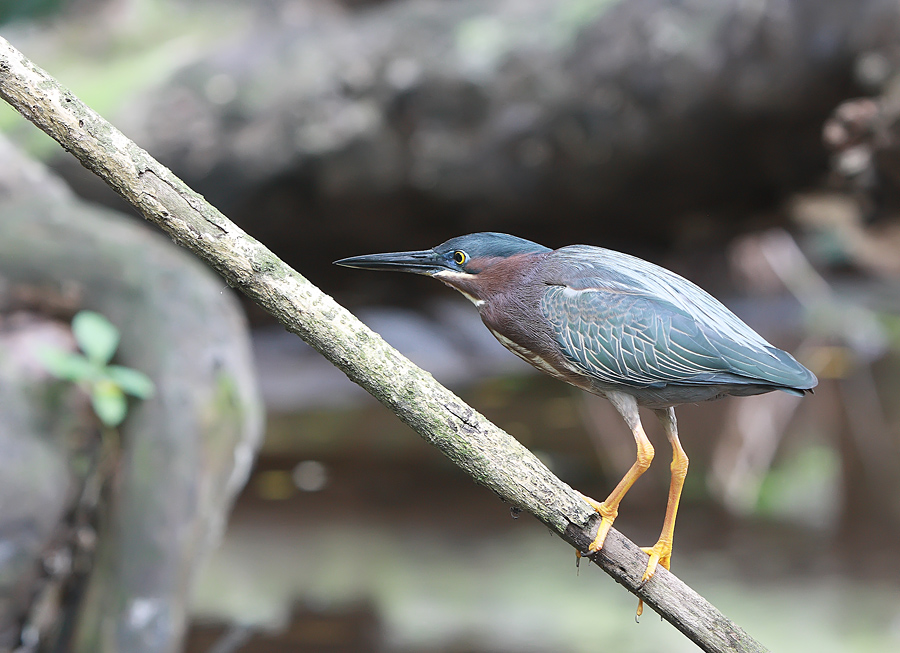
582,392,655,554
637,407,689,616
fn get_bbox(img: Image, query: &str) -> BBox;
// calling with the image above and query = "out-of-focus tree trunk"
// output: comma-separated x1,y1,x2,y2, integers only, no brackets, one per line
0,135,263,653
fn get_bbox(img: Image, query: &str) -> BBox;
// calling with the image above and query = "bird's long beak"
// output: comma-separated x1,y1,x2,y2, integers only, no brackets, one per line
334,249,451,276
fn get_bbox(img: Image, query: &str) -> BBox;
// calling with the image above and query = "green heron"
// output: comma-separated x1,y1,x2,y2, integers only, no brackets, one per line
336,232,816,587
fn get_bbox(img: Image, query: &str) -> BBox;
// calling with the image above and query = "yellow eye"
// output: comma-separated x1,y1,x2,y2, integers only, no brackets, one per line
453,250,467,266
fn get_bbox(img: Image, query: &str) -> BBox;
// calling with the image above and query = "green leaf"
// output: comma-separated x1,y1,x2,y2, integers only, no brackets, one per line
73,310,120,365
38,347,97,382
106,365,155,399
91,380,127,427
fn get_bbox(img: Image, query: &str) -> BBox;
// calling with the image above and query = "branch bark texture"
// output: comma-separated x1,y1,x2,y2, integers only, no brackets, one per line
0,37,767,653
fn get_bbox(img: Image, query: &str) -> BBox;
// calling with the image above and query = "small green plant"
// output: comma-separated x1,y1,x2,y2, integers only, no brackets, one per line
40,310,155,427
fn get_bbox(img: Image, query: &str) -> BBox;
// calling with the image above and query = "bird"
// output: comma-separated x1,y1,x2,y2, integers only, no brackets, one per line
335,232,817,589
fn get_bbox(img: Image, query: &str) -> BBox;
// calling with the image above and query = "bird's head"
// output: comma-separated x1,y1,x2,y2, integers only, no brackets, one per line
335,232,551,305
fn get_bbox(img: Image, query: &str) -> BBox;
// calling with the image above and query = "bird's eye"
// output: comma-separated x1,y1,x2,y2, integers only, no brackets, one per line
453,250,467,266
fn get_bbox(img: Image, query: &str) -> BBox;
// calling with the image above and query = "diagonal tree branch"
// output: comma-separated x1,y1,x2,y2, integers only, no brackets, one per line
0,37,768,653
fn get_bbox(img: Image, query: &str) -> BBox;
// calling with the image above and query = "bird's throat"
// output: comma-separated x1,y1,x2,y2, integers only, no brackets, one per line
433,270,486,307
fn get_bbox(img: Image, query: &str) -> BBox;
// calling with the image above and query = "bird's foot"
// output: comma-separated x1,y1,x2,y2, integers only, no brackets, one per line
579,493,618,554
639,540,672,582
635,540,672,618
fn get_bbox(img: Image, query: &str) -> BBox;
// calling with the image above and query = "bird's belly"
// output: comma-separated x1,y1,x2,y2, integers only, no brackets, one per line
593,382,779,409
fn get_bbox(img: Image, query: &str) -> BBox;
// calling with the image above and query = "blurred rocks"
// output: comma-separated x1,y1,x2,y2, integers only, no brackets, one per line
46,0,900,295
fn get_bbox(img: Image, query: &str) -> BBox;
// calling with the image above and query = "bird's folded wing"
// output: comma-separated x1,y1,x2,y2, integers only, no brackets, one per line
541,284,806,390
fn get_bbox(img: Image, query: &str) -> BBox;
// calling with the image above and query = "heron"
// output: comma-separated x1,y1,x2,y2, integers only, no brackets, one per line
336,232,816,588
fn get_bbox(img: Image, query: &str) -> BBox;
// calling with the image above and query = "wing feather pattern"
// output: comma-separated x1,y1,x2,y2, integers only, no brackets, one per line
540,247,817,392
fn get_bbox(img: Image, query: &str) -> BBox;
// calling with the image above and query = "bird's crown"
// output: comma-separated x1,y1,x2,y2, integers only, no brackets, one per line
433,233,550,260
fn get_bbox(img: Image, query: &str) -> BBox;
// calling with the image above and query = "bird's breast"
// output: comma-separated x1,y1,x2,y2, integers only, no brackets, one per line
479,284,588,390
486,326,572,381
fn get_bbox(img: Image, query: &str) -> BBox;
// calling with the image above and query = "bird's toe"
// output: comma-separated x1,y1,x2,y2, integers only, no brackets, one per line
639,541,672,582
578,493,618,554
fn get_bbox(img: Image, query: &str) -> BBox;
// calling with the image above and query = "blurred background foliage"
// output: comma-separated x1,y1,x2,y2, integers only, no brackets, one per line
0,0,64,26
2,0,900,652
